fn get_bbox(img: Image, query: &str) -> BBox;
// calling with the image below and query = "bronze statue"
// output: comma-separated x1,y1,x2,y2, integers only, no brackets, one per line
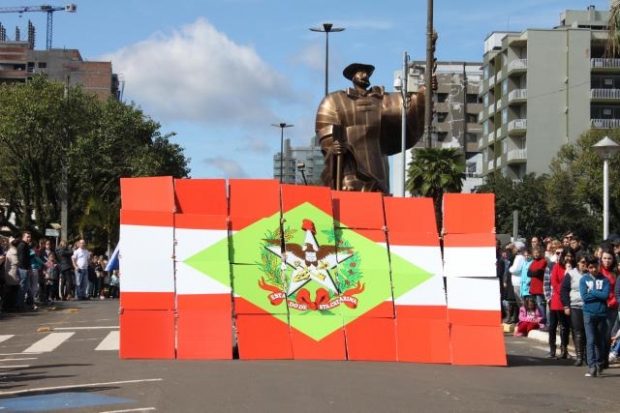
315,63,429,194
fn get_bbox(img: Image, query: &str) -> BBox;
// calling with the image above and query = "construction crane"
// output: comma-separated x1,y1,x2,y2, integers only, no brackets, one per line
0,4,77,50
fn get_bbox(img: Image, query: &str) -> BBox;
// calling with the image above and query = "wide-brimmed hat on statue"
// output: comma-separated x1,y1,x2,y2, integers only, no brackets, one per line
343,63,375,80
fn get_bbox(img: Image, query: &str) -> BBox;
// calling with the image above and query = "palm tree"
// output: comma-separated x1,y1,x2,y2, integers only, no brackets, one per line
606,0,620,57
406,147,465,230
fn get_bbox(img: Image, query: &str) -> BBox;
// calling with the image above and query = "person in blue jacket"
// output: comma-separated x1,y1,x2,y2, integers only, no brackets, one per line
580,256,610,377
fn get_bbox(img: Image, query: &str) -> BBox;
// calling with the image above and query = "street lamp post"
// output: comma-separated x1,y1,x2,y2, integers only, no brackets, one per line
272,123,294,183
297,162,308,185
394,52,410,197
593,136,620,240
310,23,345,96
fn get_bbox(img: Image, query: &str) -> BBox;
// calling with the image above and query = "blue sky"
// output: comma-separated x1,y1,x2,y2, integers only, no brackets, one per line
0,0,612,178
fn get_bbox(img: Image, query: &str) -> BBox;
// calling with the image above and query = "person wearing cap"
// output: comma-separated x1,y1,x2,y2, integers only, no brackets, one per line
314,62,431,194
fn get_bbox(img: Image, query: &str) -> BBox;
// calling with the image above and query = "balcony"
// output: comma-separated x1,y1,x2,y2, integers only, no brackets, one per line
507,119,527,136
591,118,620,129
590,89,620,101
488,131,495,143
487,160,494,170
478,111,485,123
591,58,620,70
508,89,527,104
478,137,484,148
507,59,527,74
507,149,527,163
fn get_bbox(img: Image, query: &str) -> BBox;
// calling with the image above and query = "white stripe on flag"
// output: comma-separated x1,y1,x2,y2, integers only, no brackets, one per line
95,331,119,351
23,333,74,353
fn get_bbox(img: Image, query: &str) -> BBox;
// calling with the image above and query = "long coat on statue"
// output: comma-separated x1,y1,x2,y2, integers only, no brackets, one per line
315,85,427,195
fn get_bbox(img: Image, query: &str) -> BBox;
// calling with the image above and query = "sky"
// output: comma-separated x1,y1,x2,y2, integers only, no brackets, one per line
0,0,613,179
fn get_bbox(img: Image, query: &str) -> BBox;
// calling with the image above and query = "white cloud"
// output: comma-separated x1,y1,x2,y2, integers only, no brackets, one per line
204,157,248,178
102,18,297,127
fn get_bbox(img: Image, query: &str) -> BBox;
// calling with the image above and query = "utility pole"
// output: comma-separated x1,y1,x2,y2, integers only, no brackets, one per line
60,75,69,242
424,0,434,148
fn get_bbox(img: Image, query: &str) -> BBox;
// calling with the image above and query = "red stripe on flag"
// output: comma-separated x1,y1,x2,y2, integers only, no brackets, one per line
177,294,231,311
281,184,333,215
450,325,507,366
174,178,227,215
388,231,440,247
120,210,174,227
174,214,228,230
384,197,437,234
448,308,502,326
395,305,447,320
121,176,175,212
120,310,175,359
443,233,496,247
443,193,495,234
332,191,385,229
120,292,175,311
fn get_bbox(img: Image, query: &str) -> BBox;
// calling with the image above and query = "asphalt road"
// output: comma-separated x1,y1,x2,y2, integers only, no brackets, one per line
0,300,618,413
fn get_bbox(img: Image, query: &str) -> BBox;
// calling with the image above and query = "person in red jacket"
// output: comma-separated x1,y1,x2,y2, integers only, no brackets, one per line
599,248,618,368
548,248,575,359
528,246,548,325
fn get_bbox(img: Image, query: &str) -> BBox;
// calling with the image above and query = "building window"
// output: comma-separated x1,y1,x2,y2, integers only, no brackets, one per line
466,94,481,104
437,93,449,103
38,62,47,69
502,107,508,124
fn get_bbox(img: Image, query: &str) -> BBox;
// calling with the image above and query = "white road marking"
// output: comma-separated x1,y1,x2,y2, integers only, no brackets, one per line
95,331,120,351
0,365,30,369
0,378,164,396
0,357,38,362
52,326,119,330
0,352,41,356
0,335,14,344
22,332,74,353
100,408,157,413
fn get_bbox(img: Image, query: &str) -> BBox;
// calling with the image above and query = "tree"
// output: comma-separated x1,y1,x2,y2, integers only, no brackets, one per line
475,173,552,240
0,76,190,250
406,147,464,229
547,129,620,245
607,0,620,57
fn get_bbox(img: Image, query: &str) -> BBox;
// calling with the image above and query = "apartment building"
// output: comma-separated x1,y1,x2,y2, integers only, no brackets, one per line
273,137,324,185
0,41,120,101
392,61,484,195
479,5,614,179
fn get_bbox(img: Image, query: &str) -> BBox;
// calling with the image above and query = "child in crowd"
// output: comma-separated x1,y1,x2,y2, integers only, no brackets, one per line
610,330,620,364
580,256,610,377
108,270,120,299
514,296,545,337
44,252,59,304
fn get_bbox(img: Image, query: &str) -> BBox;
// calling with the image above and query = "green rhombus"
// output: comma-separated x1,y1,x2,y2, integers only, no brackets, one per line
184,202,433,341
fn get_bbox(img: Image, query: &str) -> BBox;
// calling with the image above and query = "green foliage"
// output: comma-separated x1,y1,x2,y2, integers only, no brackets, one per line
0,76,190,250
475,129,620,246
607,0,620,57
406,147,465,229
475,173,552,239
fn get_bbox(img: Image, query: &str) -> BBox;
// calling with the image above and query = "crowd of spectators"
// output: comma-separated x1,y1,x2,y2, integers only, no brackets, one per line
0,232,120,313
498,232,620,377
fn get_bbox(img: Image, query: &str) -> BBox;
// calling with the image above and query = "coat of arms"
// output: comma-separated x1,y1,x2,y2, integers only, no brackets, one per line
258,219,365,312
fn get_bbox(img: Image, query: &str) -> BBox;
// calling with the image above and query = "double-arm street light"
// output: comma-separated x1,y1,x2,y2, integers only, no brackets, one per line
272,123,294,183
593,136,620,240
310,23,345,96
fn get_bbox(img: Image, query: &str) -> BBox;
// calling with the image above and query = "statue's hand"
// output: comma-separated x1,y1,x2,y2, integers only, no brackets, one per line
332,140,349,155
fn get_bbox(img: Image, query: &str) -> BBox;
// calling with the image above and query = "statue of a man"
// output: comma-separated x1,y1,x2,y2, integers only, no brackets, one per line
315,63,428,194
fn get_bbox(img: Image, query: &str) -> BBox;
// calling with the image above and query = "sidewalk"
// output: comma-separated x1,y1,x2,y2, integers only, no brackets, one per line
503,323,563,347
